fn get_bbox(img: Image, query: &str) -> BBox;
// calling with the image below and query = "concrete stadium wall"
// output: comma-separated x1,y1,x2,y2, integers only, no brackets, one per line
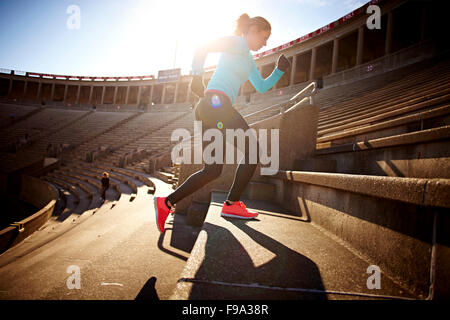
322,40,436,88
1,157,44,194
0,175,58,253
283,179,432,297
271,171,450,299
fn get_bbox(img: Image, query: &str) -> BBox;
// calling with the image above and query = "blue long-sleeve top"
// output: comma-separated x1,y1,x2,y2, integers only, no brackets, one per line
191,35,285,105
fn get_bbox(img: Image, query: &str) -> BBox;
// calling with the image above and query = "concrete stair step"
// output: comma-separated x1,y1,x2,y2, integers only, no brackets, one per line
153,171,175,184
170,191,418,300
161,166,175,174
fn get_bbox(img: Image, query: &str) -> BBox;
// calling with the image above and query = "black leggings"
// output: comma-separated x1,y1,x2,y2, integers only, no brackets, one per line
167,91,258,204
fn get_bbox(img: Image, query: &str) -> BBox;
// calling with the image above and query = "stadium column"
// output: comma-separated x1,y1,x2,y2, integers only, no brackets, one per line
161,84,166,104
88,86,93,104
385,10,393,55
8,78,13,98
50,83,55,102
331,38,339,74
137,86,141,106
76,85,81,104
186,81,191,102
63,84,68,103
309,47,317,80
356,25,364,66
22,80,28,101
101,85,106,105
289,55,297,86
36,81,42,102
125,86,130,105
173,82,179,103
148,85,154,106
113,86,118,105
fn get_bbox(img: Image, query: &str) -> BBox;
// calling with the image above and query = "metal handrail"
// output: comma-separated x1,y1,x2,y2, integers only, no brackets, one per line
290,81,317,102
147,81,318,162
243,81,317,120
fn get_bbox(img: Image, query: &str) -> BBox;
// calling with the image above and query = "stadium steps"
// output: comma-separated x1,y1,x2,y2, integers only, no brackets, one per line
25,110,93,152
57,162,154,203
317,62,450,124
318,57,450,118
170,191,419,300
63,165,138,203
56,170,104,209
70,165,134,192
127,160,151,174
83,169,136,200
171,164,450,299
313,125,450,178
92,111,191,165
315,53,450,110
40,175,91,225
47,172,95,209
1,105,43,129
7,162,150,248
48,168,123,206
58,111,137,158
0,102,39,127
80,162,156,196
168,163,181,189
29,111,132,158
317,102,450,149
114,123,194,170
0,109,91,152
41,179,78,221
69,112,143,160
317,78,450,132
317,103,450,148
318,75,450,128
153,170,177,186
307,58,450,181
316,65,450,149
0,173,194,299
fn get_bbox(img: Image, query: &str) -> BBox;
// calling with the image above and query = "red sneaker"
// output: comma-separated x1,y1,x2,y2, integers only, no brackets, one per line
220,201,259,219
154,197,171,232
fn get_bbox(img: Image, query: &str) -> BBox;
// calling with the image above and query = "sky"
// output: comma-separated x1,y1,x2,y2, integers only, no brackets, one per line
0,0,370,77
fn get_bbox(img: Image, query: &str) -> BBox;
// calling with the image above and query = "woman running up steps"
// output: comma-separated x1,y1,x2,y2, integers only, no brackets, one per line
154,13,291,232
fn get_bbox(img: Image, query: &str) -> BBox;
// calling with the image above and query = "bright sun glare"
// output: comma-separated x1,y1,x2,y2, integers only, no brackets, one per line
110,0,241,76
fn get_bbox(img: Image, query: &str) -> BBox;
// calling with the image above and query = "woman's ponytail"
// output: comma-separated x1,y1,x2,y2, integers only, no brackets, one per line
233,14,271,36
234,13,251,36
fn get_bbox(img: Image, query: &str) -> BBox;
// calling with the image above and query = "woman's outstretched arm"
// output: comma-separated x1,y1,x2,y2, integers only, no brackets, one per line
191,36,248,75
248,57,285,94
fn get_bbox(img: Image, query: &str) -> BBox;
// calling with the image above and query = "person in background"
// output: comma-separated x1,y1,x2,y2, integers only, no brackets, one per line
100,172,110,202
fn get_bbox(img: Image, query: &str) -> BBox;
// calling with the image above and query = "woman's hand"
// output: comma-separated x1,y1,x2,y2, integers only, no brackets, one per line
276,54,291,73
191,75,205,98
